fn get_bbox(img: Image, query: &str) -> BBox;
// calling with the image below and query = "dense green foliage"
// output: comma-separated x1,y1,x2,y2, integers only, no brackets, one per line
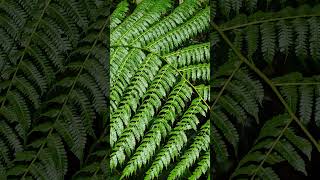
1,0,320,179
110,0,210,179
0,0,108,179
212,0,320,179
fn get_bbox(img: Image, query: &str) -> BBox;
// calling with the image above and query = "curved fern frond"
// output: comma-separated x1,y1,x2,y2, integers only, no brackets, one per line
231,114,311,179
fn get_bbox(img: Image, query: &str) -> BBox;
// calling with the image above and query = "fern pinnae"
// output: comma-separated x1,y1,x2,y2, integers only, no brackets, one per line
113,0,172,46
308,17,320,61
245,25,259,60
179,63,210,82
146,6,210,53
111,53,162,112
293,18,308,59
110,0,129,31
167,120,210,180
164,43,210,67
113,80,192,172
56,0,89,29
299,84,314,125
110,64,177,150
110,0,159,43
69,89,96,136
110,55,163,145
316,84,320,127
189,151,210,180
14,76,40,109
19,16,108,179
0,121,23,154
260,22,276,63
129,0,202,47
110,48,145,84
0,0,51,109
277,19,293,54
212,111,239,151
144,97,209,179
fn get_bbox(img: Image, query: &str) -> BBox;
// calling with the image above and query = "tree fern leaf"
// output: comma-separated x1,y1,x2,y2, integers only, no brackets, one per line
277,20,293,54
188,151,210,180
212,111,239,151
164,43,210,67
308,17,320,61
130,0,201,47
293,18,308,59
261,22,276,63
315,85,320,127
0,121,23,154
167,120,209,180
179,63,210,81
146,7,210,53
299,85,313,125
274,141,307,175
245,25,259,59
113,80,192,171
110,1,129,30
143,98,208,179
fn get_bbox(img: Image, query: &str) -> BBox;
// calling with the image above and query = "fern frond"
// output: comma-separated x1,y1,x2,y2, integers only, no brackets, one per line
164,43,210,67
219,5,320,63
130,0,203,47
110,1,129,30
273,73,320,125
112,80,193,170
231,114,311,179
189,151,210,180
147,7,210,53
143,97,209,179
167,120,210,180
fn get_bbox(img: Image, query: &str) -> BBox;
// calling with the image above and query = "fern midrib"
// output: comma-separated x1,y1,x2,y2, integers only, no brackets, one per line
0,0,51,109
20,16,108,179
221,14,320,31
248,118,291,180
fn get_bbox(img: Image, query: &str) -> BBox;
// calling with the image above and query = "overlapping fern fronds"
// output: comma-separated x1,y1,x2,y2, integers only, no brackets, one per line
0,0,109,179
212,0,320,179
104,0,211,179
